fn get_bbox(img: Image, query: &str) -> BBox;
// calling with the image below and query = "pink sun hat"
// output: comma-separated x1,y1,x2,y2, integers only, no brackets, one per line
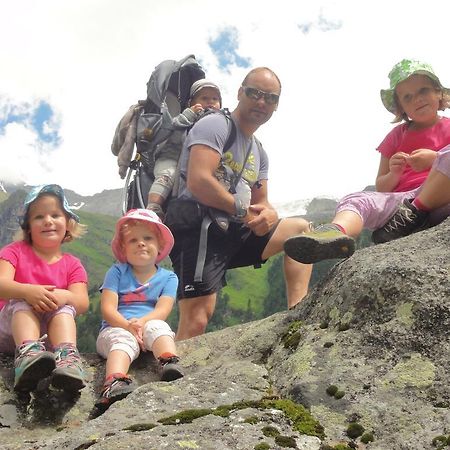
111,209,174,263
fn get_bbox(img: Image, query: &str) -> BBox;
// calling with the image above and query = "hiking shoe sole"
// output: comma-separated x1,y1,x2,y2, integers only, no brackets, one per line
284,234,355,264
14,353,56,392
51,369,86,392
160,364,184,382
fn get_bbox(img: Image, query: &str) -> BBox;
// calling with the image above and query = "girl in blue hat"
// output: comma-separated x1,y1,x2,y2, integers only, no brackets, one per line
284,59,450,263
0,184,89,393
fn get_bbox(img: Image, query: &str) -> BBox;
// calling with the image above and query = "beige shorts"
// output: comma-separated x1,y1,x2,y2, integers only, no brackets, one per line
96,319,175,362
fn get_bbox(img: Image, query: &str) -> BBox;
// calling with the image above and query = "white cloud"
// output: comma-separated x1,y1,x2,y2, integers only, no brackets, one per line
1,0,450,203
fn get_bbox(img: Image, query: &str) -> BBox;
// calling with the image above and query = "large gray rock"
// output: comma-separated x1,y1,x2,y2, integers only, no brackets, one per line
0,218,449,449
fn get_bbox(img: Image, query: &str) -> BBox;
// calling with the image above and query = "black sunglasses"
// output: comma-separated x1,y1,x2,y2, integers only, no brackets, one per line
242,86,280,105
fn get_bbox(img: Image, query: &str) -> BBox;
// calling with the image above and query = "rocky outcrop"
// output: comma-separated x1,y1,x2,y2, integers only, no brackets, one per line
1,219,449,449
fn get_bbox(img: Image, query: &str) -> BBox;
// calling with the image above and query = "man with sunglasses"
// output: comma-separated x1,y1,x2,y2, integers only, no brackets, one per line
169,67,312,340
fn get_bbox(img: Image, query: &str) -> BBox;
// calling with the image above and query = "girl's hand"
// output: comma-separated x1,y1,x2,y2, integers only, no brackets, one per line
389,152,409,175
25,285,58,313
407,149,437,172
128,318,145,349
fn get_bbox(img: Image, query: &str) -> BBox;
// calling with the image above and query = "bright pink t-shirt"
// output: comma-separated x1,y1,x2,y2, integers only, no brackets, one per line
377,116,450,192
0,241,88,310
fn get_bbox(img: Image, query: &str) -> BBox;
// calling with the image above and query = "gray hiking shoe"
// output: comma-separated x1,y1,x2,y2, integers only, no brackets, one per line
14,336,56,392
372,199,430,244
51,343,86,392
284,223,355,264
159,355,184,382
95,374,136,411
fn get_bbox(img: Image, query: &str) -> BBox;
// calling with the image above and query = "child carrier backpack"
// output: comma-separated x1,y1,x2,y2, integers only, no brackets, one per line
111,55,205,214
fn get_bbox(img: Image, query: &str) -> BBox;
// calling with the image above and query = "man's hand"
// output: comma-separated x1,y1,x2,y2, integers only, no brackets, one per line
128,318,145,349
389,152,409,175
25,285,58,313
407,149,437,172
245,204,278,236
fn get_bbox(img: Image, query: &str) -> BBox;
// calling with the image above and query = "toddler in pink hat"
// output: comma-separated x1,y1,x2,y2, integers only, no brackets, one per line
95,209,183,412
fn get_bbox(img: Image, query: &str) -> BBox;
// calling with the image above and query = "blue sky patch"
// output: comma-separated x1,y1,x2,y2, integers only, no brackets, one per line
209,27,251,71
0,99,61,145
298,12,342,34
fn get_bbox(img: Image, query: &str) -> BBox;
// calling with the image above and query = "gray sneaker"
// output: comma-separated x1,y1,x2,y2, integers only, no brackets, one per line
14,336,55,392
95,374,136,411
284,223,355,264
372,199,430,244
159,355,184,382
51,343,86,392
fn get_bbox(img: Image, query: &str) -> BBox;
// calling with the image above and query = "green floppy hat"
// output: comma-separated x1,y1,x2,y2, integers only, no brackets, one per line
380,59,450,114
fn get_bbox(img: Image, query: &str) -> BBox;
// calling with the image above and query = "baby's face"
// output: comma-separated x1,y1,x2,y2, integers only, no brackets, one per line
192,87,221,110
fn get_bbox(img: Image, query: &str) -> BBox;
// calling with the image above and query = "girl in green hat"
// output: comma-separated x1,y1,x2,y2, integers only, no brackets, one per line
284,58,450,264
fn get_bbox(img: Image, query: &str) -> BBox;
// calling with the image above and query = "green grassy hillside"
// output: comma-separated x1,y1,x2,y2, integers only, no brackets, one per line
64,210,116,290
0,191,361,352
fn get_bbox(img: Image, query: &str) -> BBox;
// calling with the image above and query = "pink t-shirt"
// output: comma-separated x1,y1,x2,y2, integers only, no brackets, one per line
377,116,450,192
0,241,88,310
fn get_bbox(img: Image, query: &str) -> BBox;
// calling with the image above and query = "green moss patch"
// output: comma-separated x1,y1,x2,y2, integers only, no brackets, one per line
346,422,364,439
254,443,270,450
326,385,345,399
274,435,297,447
124,422,158,432
361,431,374,444
157,396,324,439
262,425,280,437
281,321,303,349
432,435,450,449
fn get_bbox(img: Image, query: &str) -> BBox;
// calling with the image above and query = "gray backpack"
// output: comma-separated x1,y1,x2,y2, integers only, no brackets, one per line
111,55,205,214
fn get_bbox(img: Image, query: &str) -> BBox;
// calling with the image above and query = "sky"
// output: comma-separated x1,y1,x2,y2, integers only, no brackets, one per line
1,0,450,205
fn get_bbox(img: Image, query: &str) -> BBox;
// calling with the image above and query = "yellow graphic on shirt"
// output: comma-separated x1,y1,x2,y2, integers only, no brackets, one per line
222,149,258,184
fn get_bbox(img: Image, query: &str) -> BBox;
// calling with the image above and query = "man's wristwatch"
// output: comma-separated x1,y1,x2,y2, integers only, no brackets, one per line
233,195,247,219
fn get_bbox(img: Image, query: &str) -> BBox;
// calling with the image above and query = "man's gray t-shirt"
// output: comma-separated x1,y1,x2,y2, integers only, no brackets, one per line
176,112,269,209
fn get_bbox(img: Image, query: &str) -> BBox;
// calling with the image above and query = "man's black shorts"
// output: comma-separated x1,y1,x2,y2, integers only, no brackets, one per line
170,221,279,299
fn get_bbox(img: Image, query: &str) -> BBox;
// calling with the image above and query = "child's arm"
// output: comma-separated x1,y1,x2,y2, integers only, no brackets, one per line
172,105,202,128
127,296,174,350
101,289,129,329
375,153,408,192
0,259,58,313
101,288,144,346
52,284,89,314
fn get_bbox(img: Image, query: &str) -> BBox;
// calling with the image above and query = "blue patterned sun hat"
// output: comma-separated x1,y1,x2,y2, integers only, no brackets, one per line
380,59,450,114
23,184,80,222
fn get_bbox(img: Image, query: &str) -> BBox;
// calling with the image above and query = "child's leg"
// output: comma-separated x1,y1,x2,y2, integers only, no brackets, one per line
95,327,139,410
331,210,364,238
47,309,86,392
143,320,183,382
373,148,450,243
147,157,177,213
11,309,41,345
10,302,56,392
416,150,450,210
151,335,177,359
105,350,132,378
47,310,77,347
284,190,412,263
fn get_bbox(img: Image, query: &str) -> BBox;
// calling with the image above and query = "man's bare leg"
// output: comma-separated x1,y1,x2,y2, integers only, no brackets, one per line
175,293,217,341
262,217,313,309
